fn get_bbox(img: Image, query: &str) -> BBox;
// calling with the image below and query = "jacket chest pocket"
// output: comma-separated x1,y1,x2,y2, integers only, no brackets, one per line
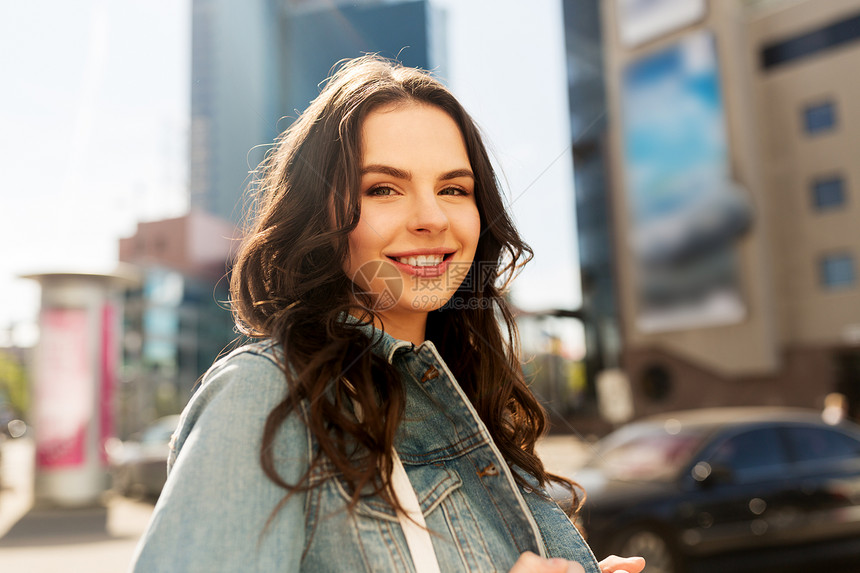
305,464,463,572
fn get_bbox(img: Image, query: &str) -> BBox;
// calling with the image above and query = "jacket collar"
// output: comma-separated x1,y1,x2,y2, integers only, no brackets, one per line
344,312,414,363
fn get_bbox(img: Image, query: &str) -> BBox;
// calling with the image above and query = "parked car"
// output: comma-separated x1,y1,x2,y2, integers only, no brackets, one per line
108,415,180,499
551,407,860,573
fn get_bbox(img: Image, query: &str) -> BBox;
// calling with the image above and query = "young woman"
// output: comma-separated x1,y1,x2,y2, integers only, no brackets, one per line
131,56,644,573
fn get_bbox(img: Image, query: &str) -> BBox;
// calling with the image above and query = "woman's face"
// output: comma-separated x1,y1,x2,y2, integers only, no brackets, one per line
344,102,481,322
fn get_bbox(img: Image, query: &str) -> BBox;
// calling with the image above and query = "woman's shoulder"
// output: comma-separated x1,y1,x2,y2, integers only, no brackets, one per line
185,338,289,414
195,339,285,398
168,339,301,469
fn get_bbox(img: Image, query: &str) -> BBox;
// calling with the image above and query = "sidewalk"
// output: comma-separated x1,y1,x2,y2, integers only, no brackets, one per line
0,438,154,573
0,434,591,572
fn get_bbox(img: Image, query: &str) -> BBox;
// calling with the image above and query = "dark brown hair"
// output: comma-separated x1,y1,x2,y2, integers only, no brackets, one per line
230,55,578,519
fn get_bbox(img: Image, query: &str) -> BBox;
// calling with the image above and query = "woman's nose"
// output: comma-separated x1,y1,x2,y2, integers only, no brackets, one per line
409,190,449,233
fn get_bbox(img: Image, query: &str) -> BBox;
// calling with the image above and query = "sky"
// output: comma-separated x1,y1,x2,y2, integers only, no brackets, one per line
1,0,582,352
1,0,190,346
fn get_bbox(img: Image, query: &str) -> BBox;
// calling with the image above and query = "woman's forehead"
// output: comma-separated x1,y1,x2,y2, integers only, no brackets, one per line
359,103,470,175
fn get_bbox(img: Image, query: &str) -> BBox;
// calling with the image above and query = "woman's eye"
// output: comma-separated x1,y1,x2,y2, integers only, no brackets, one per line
366,186,396,197
439,187,469,196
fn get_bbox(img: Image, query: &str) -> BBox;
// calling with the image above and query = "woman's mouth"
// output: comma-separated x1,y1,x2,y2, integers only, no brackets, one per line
387,253,453,277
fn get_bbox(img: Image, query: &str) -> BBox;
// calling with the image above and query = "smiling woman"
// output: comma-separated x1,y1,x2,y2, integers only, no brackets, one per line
130,56,641,573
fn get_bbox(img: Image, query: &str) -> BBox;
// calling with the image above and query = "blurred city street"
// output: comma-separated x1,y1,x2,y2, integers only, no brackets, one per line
0,434,592,571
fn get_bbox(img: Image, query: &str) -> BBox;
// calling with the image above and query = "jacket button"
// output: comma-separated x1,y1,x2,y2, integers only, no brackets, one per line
477,463,499,478
420,366,439,383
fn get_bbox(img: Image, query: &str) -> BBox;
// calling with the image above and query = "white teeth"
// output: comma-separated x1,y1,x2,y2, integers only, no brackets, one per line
395,254,444,266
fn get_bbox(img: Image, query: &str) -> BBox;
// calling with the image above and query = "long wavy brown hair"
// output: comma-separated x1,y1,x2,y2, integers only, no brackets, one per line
230,55,578,520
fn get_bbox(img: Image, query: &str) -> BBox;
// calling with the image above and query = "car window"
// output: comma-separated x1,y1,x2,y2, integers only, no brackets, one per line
588,426,705,481
784,426,860,463
708,428,790,482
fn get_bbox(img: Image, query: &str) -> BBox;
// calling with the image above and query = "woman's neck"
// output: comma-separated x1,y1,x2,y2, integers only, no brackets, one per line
375,311,427,346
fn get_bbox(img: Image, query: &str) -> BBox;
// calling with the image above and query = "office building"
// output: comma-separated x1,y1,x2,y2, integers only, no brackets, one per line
564,0,860,418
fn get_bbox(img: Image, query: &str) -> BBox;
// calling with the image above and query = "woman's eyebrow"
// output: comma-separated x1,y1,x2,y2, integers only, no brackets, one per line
361,164,410,179
439,168,474,181
360,165,474,182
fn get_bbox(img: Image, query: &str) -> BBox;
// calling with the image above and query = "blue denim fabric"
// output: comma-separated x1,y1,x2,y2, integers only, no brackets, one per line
130,326,600,572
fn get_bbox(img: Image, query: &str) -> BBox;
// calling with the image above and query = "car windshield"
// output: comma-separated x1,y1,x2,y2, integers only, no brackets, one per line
586,422,706,481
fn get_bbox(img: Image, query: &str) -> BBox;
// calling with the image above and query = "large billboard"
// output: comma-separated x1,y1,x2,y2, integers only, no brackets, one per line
620,30,751,332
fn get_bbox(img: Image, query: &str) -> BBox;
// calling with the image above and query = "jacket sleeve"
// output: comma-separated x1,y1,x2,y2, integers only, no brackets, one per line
130,349,310,572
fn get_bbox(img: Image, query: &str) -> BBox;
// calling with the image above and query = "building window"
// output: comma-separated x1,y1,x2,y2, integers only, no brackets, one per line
812,176,846,210
761,12,860,71
804,101,837,134
820,253,856,289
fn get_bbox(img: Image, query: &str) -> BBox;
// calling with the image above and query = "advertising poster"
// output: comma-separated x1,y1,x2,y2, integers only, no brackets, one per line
620,30,751,332
34,308,93,468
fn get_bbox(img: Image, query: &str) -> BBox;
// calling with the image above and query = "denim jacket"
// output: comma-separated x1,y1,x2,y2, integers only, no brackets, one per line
131,326,600,572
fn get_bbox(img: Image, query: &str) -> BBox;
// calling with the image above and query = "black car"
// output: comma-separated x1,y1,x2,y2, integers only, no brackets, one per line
553,407,860,573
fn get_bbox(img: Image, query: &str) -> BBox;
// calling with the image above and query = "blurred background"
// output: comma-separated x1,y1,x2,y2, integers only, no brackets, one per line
1,0,860,571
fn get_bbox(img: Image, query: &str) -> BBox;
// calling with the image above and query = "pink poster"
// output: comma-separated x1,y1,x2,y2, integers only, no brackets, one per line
35,308,93,469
